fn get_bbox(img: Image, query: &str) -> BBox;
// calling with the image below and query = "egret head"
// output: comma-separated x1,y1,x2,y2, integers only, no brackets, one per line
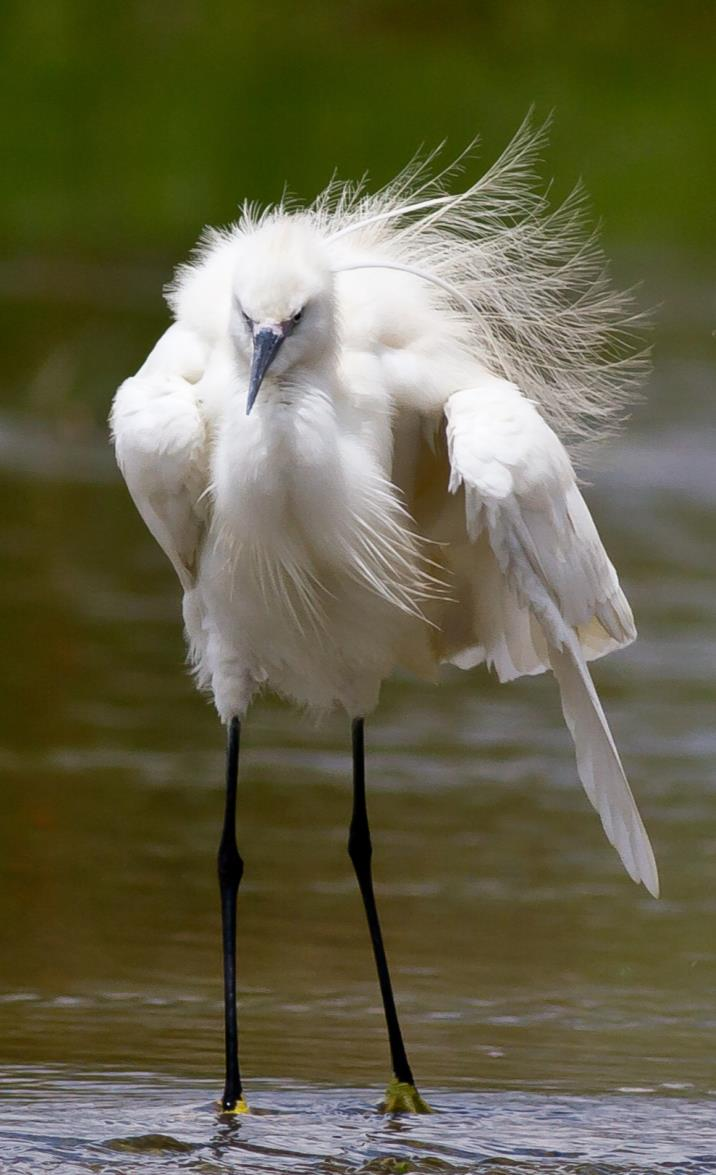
230,218,335,413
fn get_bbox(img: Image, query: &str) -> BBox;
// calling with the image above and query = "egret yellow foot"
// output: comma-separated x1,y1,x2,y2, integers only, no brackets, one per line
218,1097,250,1115
380,1078,433,1114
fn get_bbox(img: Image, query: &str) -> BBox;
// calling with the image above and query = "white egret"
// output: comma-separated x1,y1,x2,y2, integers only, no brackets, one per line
110,119,658,1115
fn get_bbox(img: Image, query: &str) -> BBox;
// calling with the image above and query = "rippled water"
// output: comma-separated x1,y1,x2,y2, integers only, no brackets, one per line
3,1069,716,1174
1,278,715,1170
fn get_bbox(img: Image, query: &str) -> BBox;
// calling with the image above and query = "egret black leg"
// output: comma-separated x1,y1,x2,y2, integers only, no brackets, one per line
349,719,429,1111
217,716,246,1112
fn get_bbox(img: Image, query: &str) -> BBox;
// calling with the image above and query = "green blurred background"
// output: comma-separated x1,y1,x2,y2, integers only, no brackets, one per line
0,2,715,1157
2,1,714,253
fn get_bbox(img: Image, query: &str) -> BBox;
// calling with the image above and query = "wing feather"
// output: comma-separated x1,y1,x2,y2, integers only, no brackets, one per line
110,323,210,591
444,375,658,896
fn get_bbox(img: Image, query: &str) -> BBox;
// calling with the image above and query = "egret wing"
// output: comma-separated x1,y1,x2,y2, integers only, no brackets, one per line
110,323,210,591
444,375,658,896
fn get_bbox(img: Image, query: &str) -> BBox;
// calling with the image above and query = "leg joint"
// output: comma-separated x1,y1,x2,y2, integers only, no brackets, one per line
217,841,244,885
348,818,372,868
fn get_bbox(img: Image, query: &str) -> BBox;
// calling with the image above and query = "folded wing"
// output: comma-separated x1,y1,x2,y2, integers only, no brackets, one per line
444,375,658,896
110,322,210,591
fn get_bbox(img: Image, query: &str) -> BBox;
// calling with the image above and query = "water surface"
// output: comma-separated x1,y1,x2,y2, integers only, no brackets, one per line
3,1068,716,1174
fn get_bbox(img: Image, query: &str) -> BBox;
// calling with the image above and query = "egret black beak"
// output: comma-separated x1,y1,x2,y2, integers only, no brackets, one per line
246,325,286,415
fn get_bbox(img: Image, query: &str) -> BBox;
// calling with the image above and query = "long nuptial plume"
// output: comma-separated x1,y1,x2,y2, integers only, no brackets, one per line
310,113,648,454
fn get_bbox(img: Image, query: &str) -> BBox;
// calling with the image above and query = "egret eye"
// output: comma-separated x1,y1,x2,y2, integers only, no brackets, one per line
241,310,252,329
292,309,303,325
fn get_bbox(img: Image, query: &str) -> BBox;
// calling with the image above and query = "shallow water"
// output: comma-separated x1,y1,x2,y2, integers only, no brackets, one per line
3,1069,716,1174
1,272,715,1171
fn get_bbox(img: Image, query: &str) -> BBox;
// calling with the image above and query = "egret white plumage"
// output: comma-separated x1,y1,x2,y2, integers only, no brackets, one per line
110,119,658,1114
